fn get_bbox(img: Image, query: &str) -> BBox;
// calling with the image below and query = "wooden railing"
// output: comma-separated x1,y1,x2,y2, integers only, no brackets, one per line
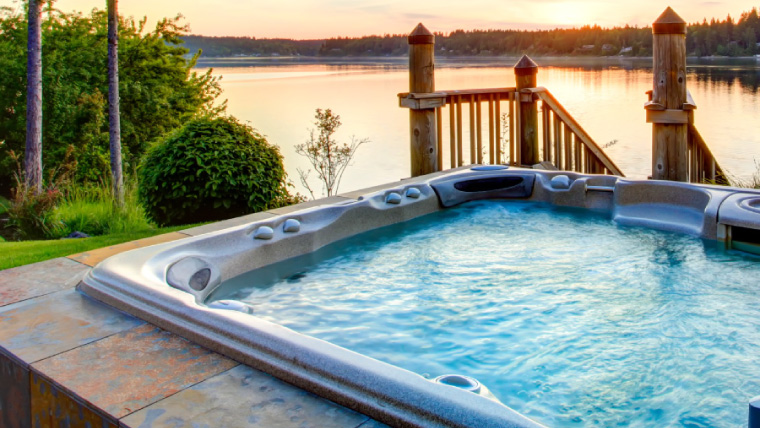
534,88,623,176
688,124,729,184
400,87,624,176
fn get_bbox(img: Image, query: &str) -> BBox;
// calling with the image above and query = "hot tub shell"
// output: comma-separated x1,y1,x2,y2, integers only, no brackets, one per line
79,168,760,428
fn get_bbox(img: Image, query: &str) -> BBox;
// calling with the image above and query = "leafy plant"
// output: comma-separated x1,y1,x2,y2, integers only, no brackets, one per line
138,116,300,226
6,186,64,240
296,108,368,199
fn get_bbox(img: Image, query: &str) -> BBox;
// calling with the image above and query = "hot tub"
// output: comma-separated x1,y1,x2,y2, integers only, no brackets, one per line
80,168,760,428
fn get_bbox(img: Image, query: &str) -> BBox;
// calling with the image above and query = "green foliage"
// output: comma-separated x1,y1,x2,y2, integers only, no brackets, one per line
3,146,75,241
296,109,367,198
138,116,299,226
1,143,153,240
6,186,64,240
0,195,9,216
49,181,153,237
0,6,224,192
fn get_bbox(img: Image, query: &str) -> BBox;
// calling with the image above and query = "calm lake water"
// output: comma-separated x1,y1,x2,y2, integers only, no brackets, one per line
195,57,760,195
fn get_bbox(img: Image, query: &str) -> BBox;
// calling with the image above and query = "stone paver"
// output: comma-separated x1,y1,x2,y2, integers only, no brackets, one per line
0,289,144,363
0,257,89,307
121,364,370,428
32,323,239,419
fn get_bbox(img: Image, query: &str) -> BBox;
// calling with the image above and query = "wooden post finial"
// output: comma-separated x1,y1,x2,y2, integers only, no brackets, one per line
407,23,437,176
513,55,538,75
653,7,687,34
408,23,434,44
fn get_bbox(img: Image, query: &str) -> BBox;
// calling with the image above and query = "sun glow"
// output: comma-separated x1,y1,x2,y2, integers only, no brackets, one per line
545,3,594,28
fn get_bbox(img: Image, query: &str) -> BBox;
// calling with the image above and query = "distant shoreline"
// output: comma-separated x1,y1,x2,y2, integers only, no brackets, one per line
191,55,760,67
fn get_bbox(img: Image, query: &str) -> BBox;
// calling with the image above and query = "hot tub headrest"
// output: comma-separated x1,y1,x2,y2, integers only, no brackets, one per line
430,171,535,207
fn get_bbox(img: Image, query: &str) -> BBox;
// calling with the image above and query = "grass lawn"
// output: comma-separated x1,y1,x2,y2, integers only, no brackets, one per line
0,224,200,270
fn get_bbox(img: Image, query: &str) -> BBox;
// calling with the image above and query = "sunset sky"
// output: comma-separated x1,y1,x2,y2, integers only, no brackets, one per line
2,0,759,38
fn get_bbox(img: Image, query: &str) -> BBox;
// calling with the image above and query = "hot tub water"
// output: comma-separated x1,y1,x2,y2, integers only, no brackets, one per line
211,200,760,427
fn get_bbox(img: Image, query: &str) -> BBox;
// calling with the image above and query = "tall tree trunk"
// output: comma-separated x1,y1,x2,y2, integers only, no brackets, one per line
25,0,43,194
108,0,124,207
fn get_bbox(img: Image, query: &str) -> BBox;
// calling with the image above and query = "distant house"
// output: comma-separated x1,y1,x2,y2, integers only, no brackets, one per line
581,45,595,51
619,46,633,54
602,44,615,52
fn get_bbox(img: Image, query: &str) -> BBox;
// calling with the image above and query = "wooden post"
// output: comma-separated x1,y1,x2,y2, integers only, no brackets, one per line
647,7,688,181
407,23,438,176
514,55,539,166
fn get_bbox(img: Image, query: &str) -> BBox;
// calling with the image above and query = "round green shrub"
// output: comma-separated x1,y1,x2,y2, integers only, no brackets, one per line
138,116,294,226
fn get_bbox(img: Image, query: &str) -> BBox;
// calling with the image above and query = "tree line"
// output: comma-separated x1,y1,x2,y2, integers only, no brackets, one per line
184,7,760,58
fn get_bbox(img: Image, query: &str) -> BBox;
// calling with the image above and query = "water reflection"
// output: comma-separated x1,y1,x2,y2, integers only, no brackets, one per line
195,57,760,195
689,66,760,93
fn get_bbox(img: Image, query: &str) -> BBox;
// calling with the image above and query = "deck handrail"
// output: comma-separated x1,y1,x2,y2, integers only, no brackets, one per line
400,86,624,176
688,124,729,185
533,88,624,176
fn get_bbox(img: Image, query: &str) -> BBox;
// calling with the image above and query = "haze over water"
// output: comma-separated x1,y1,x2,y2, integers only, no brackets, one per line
195,57,760,195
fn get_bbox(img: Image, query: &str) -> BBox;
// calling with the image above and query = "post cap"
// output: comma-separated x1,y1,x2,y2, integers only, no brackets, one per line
653,7,687,34
408,23,434,45
514,55,538,76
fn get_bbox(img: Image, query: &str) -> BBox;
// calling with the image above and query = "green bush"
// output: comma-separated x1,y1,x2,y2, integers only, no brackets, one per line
138,116,298,226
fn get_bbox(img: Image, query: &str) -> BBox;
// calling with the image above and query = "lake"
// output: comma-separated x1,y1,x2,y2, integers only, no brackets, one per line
195,57,760,196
